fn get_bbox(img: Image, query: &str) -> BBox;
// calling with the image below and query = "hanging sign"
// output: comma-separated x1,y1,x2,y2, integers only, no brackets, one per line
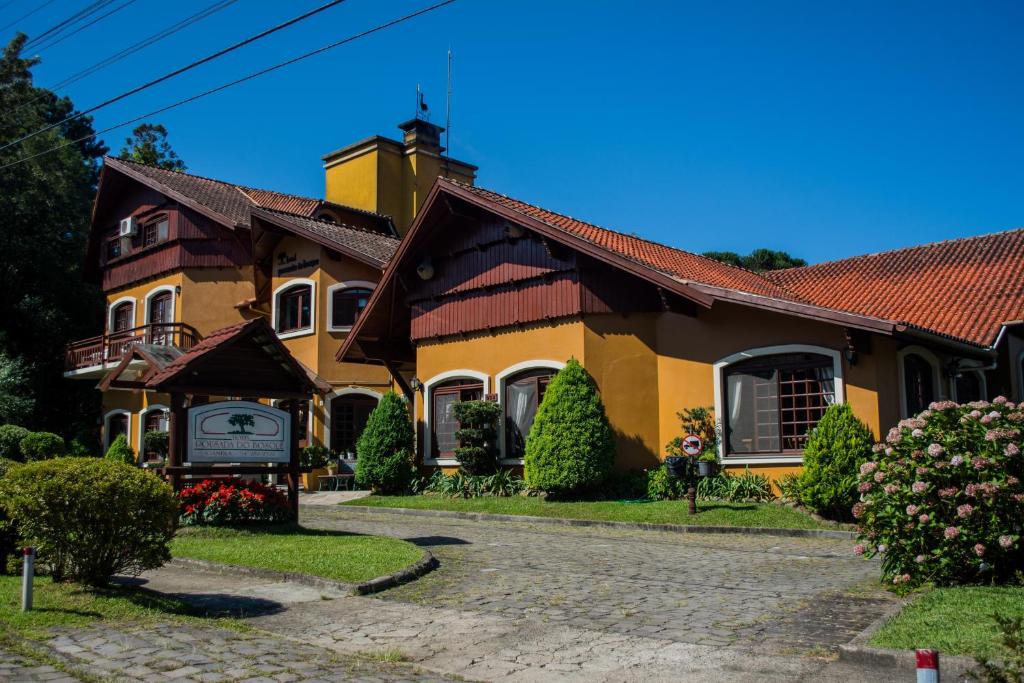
681,434,703,456
187,401,291,463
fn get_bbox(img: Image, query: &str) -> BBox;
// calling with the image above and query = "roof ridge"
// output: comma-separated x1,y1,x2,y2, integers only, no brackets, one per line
252,206,400,241
772,226,1024,277
439,178,793,292
107,155,242,190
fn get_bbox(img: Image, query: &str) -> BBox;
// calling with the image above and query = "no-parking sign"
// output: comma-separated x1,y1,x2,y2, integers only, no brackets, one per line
681,434,703,456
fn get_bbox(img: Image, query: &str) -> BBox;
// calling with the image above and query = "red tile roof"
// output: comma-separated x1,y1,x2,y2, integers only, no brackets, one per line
765,229,1024,347
442,179,796,301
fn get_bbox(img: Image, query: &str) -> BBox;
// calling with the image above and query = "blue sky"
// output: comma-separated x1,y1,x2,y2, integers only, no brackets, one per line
11,0,1023,263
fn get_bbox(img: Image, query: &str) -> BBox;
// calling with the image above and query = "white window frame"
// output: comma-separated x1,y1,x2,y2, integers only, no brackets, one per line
325,387,383,456
103,409,132,453
495,360,565,464
326,280,376,332
107,296,136,333
272,278,316,340
143,285,177,326
137,404,169,465
897,345,945,418
713,344,844,465
423,370,490,466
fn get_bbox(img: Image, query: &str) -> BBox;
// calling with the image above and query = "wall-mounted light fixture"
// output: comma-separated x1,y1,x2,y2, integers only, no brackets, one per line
409,377,423,392
174,285,182,295
416,259,434,280
505,222,525,239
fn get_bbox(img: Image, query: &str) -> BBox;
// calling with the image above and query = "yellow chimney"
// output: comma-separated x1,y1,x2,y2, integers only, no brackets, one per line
322,119,477,234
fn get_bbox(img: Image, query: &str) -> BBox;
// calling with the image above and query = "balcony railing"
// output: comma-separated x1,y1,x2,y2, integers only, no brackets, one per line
65,322,200,372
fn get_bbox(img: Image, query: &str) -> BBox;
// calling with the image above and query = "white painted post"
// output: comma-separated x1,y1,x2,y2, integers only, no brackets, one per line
916,649,939,683
21,547,34,612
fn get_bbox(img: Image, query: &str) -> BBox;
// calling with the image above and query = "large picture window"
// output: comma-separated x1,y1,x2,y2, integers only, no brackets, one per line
431,379,484,458
724,352,835,455
330,286,372,329
276,283,313,334
504,369,553,459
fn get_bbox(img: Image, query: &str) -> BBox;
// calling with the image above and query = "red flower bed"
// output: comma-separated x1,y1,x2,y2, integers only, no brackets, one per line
178,479,291,526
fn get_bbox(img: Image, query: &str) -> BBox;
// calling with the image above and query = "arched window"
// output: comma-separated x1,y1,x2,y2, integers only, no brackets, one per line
722,351,837,455
110,300,134,333
329,283,374,330
146,287,174,345
503,369,555,459
330,392,379,455
104,410,130,452
903,353,936,416
431,379,484,459
142,215,169,247
274,281,314,336
140,407,168,464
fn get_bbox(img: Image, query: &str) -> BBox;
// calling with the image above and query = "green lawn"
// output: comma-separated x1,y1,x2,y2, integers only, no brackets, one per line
171,525,424,583
342,495,839,530
870,586,1024,659
0,574,199,640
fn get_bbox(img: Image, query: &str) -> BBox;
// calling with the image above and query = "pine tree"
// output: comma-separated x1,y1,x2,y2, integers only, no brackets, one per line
120,123,186,171
524,358,615,494
799,403,874,519
355,392,415,493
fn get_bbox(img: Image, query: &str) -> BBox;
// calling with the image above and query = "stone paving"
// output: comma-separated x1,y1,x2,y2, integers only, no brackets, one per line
0,646,79,682
5,506,903,682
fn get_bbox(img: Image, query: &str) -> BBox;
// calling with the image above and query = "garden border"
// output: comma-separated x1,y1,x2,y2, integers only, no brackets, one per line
837,593,977,677
329,504,857,539
169,548,437,596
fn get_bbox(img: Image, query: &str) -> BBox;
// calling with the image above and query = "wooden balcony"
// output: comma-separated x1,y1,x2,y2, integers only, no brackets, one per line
65,323,200,377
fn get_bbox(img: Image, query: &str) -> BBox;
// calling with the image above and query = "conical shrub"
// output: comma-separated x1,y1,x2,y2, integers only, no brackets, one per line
355,392,415,493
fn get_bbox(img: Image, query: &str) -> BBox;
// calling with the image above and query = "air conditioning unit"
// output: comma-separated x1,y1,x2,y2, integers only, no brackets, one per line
119,216,138,237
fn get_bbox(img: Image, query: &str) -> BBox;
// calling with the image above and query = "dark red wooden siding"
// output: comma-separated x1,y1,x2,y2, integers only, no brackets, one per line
406,220,665,340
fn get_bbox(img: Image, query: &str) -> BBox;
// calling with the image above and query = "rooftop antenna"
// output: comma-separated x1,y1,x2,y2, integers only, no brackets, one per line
444,47,452,176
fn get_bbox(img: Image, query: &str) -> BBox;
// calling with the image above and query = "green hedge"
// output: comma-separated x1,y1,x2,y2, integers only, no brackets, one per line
0,425,29,461
0,458,177,586
524,359,615,494
19,431,65,461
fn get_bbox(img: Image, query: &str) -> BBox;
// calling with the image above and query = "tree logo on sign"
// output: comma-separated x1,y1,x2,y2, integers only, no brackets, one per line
227,413,255,434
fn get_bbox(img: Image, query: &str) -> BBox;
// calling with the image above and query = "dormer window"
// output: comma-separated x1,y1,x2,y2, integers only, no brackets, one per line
142,216,169,247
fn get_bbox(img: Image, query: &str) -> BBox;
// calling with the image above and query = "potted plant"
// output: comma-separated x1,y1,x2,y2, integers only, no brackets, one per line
697,451,718,478
299,445,331,491
665,406,721,478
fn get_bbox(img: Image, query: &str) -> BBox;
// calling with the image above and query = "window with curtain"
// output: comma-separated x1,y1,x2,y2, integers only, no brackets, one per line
431,379,484,458
276,284,312,333
504,369,553,459
903,353,936,416
331,287,372,328
142,216,169,247
724,352,835,455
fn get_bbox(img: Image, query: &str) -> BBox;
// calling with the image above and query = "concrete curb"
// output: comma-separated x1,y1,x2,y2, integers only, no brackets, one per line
168,549,437,596
837,593,977,680
327,504,857,540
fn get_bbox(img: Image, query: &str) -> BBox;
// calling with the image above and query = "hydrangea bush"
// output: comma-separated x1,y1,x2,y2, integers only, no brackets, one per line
854,398,1024,588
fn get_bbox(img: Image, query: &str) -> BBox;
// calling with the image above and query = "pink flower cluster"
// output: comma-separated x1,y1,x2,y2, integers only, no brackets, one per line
956,504,973,518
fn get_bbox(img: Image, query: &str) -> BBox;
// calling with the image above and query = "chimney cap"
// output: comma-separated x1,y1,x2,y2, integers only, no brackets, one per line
397,118,445,134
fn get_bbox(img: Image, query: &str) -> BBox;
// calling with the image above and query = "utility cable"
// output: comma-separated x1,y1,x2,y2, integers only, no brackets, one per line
23,0,115,49
0,0,349,154
10,0,238,116
31,0,139,52
0,0,58,33
0,0,459,171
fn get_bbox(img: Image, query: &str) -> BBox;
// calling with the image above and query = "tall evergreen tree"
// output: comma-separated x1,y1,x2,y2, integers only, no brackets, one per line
0,34,106,438
120,123,186,171
702,249,807,272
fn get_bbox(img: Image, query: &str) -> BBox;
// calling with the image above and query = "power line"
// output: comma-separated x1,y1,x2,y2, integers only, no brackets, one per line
0,0,350,154
11,0,238,116
0,0,24,14
0,0,460,171
32,0,139,52
0,0,58,33
24,0,116,49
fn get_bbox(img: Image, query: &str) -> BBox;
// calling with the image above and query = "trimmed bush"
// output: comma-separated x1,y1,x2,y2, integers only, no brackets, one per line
646,465,687,500
19,431,65,461
178,479,291,526
855,398,1024,589
300,444,331,469
104,433,135,465
524,359,615,495
356,392,416,493
0,458,18,573
143,430,169,462
0,425,29,461
799,403,874,519
452,400,501,475
0,458,177,586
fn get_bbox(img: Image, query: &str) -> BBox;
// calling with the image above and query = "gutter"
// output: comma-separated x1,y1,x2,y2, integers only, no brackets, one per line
894,323,1010,358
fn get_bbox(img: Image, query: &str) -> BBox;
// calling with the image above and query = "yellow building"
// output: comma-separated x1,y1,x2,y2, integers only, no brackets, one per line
69,118,473,464
340,179,1024,486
